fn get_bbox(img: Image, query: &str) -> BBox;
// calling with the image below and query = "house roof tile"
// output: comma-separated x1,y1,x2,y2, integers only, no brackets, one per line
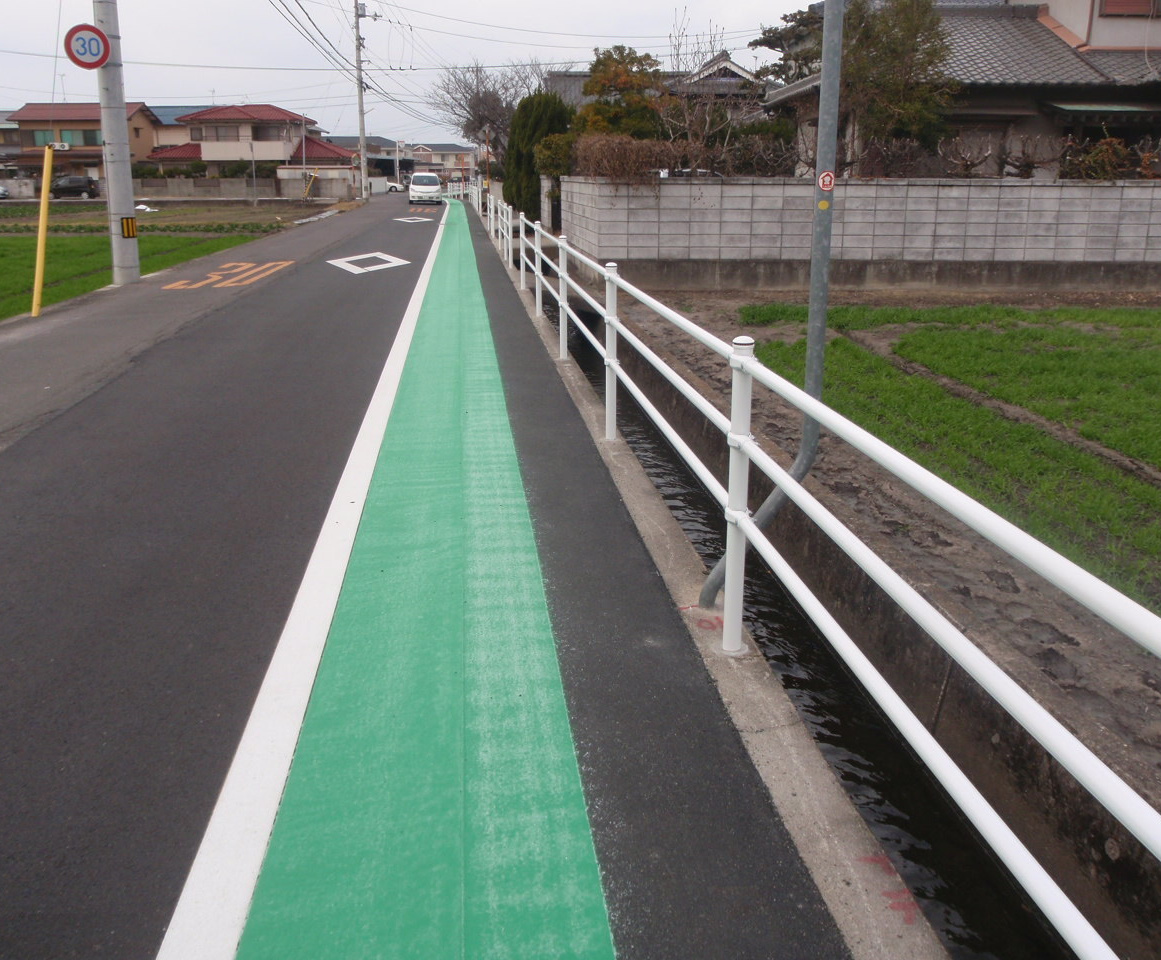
291,135,356,162
9,102,159,123
941,6,1110,85
176,104,315,125
764,4,1122,109
1080,49,1161,85
146,142,202,161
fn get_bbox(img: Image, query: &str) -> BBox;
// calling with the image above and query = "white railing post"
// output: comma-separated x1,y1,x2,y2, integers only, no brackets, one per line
505,204,514,267
558,236,569,360
488,193,495,241
722,336,755,656
519,214,527,290
604,263,619,441
534,223,543,317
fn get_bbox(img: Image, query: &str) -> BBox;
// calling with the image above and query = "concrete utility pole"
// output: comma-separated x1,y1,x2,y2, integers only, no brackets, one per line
354,1,371,200
93,0,139,284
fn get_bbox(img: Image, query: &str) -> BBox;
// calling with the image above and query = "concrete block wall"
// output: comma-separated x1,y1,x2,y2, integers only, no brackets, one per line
561,176,1161,267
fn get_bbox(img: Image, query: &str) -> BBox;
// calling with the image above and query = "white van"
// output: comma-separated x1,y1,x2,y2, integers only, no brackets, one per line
408,173,442,204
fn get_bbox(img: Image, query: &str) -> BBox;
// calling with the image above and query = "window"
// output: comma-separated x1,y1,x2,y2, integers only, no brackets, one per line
60,129,103,146
1,129,21,145
252,124,284,141
190,125,239,142
1102,0,1156,14
33,130,55,146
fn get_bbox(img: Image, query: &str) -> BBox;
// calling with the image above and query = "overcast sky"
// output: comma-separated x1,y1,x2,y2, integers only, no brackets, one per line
4,0,800,144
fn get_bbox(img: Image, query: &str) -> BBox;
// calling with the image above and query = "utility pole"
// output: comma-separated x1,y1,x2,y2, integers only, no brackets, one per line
93,0,139,284
353,1,372,201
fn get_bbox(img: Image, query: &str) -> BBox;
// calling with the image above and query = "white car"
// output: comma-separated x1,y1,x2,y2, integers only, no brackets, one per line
408,173,443,204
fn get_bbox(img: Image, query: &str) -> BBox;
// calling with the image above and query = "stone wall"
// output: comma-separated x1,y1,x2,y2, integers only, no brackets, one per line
560,176,1161,289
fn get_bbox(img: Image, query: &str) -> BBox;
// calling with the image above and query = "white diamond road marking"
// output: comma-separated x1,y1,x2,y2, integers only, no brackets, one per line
327,252,412,275
395,217,433,223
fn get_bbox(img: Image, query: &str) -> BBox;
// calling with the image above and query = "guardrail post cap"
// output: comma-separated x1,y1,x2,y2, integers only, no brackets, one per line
605,261,618,272
733,335,756,352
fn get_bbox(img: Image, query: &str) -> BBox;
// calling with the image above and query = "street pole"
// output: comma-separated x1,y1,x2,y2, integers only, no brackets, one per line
698,0,846,610
354,1,369,201
93,0,139,285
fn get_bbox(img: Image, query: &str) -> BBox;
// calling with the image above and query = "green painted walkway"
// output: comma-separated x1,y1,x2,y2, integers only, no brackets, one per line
235,202,616,959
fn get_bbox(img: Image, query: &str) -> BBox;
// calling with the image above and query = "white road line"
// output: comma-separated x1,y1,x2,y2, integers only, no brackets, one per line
155,203,452,960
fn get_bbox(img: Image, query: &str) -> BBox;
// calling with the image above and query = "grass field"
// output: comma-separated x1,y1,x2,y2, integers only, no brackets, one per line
739,302,1161,609
0,234,256,321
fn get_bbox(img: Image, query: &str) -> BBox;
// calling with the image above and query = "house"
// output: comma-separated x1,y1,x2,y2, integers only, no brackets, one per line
148,105,215,149
324,135,406,177
410,142,476,178
0,111,19,169
146,105,324,176
545,52,763,118
7,102,162,177
762,0,1161,175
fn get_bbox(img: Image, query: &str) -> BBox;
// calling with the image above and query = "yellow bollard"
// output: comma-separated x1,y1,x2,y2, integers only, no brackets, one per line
31,144,54,318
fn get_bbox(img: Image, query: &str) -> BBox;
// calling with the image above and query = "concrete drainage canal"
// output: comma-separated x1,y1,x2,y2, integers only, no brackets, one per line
553,303,1073,960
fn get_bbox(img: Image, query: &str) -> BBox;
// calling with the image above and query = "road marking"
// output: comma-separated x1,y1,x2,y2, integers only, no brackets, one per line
394,216,433,223
154,204,451,960
164,262,294,290
326,251,411,275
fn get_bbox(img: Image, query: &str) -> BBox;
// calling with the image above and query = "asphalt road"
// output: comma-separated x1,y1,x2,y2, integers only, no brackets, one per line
0,196,443,960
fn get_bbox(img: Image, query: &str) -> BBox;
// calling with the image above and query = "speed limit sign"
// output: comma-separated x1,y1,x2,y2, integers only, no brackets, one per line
64,24,111,70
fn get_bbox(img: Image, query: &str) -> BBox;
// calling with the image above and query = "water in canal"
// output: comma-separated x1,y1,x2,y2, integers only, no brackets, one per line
557,307,1074,960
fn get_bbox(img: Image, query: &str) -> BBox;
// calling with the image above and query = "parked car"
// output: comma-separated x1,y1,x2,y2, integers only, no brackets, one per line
385,181,402,192
408,172,442,204
43,176,100,199
0,184,9,200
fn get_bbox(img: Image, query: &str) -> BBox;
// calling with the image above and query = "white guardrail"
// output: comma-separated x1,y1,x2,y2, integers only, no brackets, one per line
474,190,1161,960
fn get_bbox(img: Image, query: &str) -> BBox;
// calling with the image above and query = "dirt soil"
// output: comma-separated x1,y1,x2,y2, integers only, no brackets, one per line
615,284,1161,810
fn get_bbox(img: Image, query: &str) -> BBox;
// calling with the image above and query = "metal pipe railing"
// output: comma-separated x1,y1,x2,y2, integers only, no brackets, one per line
476,204,1161,960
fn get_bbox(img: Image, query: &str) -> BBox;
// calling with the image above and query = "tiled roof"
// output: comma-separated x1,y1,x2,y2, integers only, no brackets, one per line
291,135,356,162
764,4,1121,108
1081,49,1161,85
176,105,315,125
413,143,474,153
941,7,1110,85
326,135,399,150
9,102,158,122
147,142,202,161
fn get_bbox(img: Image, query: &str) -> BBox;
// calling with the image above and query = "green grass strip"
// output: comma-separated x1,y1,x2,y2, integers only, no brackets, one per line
235,202,614,959
756,337,1161,609
0,235,254,321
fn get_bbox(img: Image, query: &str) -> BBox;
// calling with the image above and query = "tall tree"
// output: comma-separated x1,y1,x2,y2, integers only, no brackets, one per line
572,46,665,139
424,59,547,164
842,0,957,145
748,9,824,85
751,0,956,147
504,92,574,220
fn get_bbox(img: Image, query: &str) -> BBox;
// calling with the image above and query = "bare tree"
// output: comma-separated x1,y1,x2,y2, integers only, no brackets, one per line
424,59,550,163
657,16,766,170
937,136,993,177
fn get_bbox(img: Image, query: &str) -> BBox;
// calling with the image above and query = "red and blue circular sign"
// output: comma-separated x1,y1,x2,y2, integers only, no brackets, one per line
64,24,111,70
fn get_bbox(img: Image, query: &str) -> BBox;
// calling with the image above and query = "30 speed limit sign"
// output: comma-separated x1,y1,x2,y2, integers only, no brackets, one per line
64,24,111,70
